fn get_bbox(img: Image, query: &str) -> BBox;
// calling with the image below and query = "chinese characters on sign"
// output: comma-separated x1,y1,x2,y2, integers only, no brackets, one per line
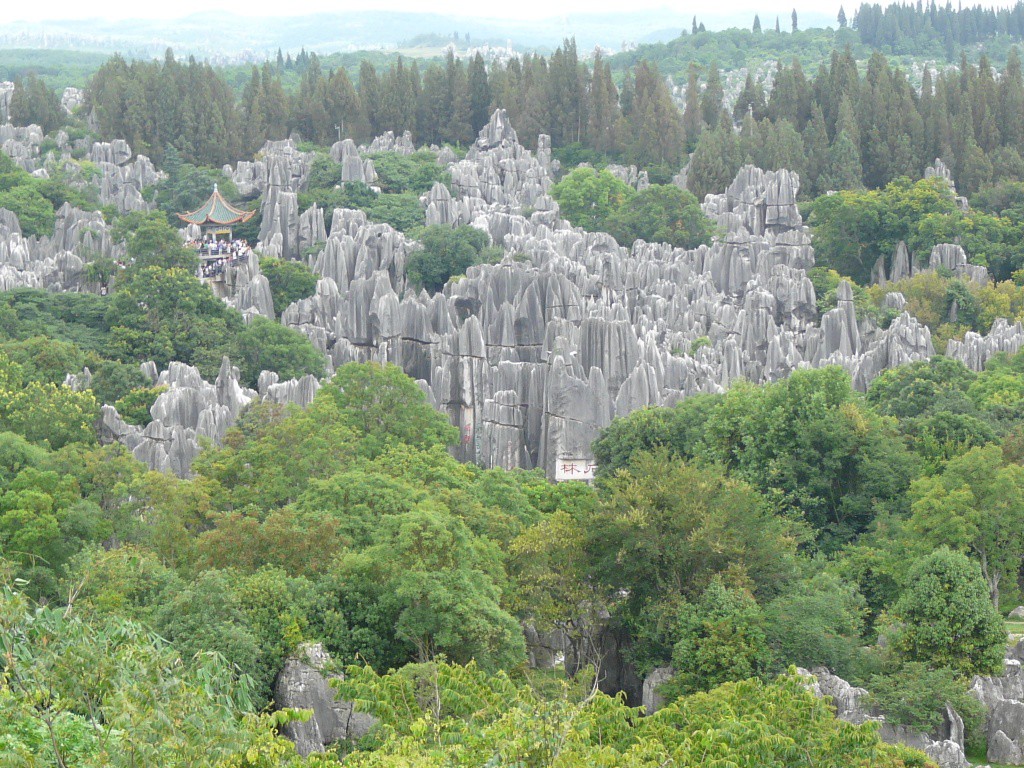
555,458,597,481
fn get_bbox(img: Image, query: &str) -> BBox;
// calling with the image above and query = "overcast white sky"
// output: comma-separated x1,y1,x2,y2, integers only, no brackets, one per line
6,0,964,23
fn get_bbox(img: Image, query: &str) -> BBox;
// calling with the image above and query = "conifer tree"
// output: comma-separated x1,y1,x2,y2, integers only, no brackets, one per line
821,130,864,190
359,61,382,138
802,105,831,195
999,47,1024,149
620,61,685,168
701,62,724,129
682,64,703,150
467,53,491,135
588,55,621,154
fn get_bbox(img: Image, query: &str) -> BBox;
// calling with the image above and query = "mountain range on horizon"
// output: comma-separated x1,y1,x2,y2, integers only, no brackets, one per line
0,8,837,59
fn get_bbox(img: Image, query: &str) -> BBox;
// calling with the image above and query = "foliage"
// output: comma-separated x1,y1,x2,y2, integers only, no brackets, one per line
907,444,1024,608
369,151,449,195
664,578,774,695
334,503,526,670
806,178,958,285
868,662,985,742
702,366,918,550
9,73,64,133
406,224,491,293
232,316,326,387
0,583,321,767
605,184,715,249
882,547,1006,676
260,257,319,316
550,166,634,232
591,395,721,478
0,351,98,449
867,357,996,467
764,571,868,678
336,660,931,768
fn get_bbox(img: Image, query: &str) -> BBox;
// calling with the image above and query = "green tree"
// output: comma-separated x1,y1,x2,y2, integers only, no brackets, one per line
9,73,63,134
0,582,309,767
551,166,634,232
908,445,1024,607
764,572,868,677
666,578,774,695
323,362,458,456
703,367,917,549
338,502,525,670
407,224,494,293
231,316,326,388
605,184,714,249
883,547,1006,676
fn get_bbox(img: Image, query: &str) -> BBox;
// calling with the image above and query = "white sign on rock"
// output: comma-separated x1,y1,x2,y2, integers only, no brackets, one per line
555,458,597,482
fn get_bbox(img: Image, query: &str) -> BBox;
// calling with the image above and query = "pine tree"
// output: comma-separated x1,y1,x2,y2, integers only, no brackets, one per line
775,16,781,33
792,9,799,31
802,104,831,195
418,63,449,146
359,61,382,137
445,50,473,146
692,16,698,34
467,53,491,135
753,15,762,33
682,64,703,150
838,6,848,27
821,130,864,190
701,62,724,129
687,126,740,199
733,73,766,123
588,55,621,154
1000,47,1024,149
624,61,685,168
326,67,367,144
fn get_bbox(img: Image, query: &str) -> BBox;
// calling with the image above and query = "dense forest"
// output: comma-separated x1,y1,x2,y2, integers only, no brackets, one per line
6,3,1024,766
10,12,1024,199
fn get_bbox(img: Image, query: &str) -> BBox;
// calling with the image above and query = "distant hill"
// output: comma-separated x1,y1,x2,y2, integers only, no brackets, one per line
0,9,717,60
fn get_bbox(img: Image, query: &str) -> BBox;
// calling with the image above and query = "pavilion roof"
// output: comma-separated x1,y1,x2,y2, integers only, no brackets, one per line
177,185,254,226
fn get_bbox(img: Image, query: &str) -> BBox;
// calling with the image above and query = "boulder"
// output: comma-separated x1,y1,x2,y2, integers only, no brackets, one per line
273,643,376,756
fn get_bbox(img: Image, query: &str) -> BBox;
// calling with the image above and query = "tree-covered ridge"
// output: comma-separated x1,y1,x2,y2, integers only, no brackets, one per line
854,1,1024,55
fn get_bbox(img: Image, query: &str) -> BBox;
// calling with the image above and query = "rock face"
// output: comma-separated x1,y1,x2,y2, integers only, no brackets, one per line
260,113,940,479
523,624,568,671
273,643,376,756
227,139,314,198
90,142,162,213
970,640,1024,765
798,667,968,768
642,667,674,714
330,139,377,185
564,620,643,706
0,83,14,123
7,107,1024,485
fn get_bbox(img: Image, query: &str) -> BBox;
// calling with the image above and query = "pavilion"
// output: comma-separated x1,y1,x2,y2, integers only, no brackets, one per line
177,185,254,241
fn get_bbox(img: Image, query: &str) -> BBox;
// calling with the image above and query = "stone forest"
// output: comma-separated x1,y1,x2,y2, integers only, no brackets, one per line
7,3,1024,767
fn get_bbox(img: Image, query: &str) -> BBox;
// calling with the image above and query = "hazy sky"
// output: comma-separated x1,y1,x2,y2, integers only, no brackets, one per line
7,0,914,23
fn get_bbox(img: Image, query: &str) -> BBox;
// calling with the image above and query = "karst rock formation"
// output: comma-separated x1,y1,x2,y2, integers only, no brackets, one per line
6,109,1024,477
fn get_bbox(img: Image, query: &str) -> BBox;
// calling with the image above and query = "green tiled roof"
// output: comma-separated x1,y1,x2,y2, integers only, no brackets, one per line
177,186,255,226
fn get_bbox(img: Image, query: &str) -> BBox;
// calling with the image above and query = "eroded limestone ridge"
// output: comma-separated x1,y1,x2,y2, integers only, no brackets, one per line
5,109,1023,477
